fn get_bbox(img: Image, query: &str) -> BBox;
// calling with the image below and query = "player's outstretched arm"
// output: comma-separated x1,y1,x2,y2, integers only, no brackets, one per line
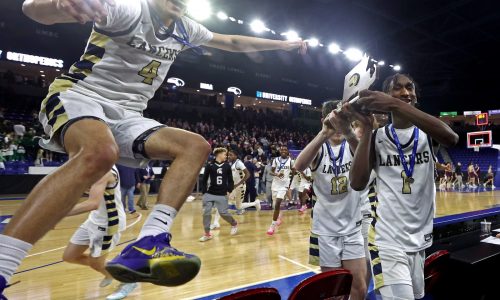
67,171,114,216
206,33,307,54
350,124,375,191
357,90,459,147
22,0,113,25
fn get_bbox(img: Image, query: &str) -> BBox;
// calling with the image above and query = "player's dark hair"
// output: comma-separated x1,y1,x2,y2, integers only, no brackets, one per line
228,149,239,156
382,73,420,98
321,100,341,118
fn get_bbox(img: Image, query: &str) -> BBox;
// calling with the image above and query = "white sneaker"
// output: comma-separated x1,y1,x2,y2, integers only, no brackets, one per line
210,223,220,230
106,282,138,300
230,224,238,235
199,234,213,242
255,200,261,211
99,277,113,288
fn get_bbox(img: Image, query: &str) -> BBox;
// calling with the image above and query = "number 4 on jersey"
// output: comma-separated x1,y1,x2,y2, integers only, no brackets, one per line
139,60,161,85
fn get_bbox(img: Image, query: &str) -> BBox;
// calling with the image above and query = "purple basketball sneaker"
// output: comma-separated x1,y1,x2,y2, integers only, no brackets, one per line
105,233,201,286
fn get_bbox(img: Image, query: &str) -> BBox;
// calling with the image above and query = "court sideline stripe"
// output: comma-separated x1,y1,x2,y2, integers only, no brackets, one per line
278,255,320,273
15,213,142,274
183,270,314,300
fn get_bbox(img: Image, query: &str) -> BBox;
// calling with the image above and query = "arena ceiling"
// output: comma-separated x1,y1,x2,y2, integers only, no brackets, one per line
1,0,500,114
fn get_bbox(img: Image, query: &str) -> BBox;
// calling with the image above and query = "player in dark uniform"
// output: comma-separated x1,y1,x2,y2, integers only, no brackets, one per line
199,148,237,242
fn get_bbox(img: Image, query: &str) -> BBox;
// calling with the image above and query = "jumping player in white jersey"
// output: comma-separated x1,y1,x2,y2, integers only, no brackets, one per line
350,74,458,299
0,0,308,294
267,146,295,235
295,100,372,300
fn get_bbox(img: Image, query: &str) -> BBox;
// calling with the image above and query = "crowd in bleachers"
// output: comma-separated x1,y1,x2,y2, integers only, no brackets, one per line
0,104,316,174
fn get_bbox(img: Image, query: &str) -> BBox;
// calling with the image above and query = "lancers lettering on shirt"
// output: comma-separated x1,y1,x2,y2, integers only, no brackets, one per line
378,151,430,167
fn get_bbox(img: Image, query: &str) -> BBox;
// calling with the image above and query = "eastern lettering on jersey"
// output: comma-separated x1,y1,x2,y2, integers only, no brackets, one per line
126,36,181,61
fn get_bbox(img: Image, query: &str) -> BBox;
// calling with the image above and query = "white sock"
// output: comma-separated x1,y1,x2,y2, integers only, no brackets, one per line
137,204,177,240
271,221,277,226
0,235,33,283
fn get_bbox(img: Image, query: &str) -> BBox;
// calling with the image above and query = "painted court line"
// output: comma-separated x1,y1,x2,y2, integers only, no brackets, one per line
278,255,320,273
26,213,142,258
183,270,312,300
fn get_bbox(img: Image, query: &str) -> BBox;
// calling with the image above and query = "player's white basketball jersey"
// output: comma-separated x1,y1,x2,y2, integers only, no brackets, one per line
89,166,127,232
271,157,294,191
231,159,246,184
371,125,436,251
301,167,312,186
311,141,362,236
56,0,213,112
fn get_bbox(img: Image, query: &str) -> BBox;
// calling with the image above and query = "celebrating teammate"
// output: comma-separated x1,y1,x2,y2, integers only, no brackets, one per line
267,146,295,235
350,74,458,299
295,100,372,300
297,167,312,214
62,166,137,299
200,148,238,242
0,0,308,294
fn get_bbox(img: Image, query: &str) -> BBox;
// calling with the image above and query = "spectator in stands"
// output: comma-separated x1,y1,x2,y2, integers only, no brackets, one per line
454,162,464,190
117,165,137,214
35,149,44,166
262,160,274,205
136,165,155,210
485,165,495,188
243,155,257,212
0,152,5,171
253,158,262,195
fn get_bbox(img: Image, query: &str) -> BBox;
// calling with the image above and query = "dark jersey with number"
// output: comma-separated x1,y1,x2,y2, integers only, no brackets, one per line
202,161,234,195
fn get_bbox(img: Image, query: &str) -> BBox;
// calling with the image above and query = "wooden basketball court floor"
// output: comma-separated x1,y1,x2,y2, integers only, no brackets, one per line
1,189,500,299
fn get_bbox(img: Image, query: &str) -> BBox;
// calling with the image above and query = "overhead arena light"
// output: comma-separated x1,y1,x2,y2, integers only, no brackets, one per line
250,19,266,33
281,30,300,41
393,65,402,71
187,0,212,21
344,48,363,61
328,43,341,54
216,11,228,21
307,38,319,47
378,60,385,66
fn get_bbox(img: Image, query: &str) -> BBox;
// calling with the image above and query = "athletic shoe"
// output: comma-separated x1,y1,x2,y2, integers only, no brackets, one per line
106,282,138,300
266,224,276,236
209,223,220,230
199,234,213,242
276,217,283,226
129,210,136,214
105,233,201,287
0,276,7,300
99,277,113,288
298,204,307,214
236,209,245,215
230,223,238,235
255,200,261,211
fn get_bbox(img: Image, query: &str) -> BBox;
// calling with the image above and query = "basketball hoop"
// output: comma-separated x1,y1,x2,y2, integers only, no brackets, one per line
474,146,480,152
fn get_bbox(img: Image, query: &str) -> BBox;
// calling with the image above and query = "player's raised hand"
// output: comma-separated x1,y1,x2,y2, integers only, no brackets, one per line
356,89,400,112
282,39,307,55
348,104,374,131
56,0,114,24
326,104,352,136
